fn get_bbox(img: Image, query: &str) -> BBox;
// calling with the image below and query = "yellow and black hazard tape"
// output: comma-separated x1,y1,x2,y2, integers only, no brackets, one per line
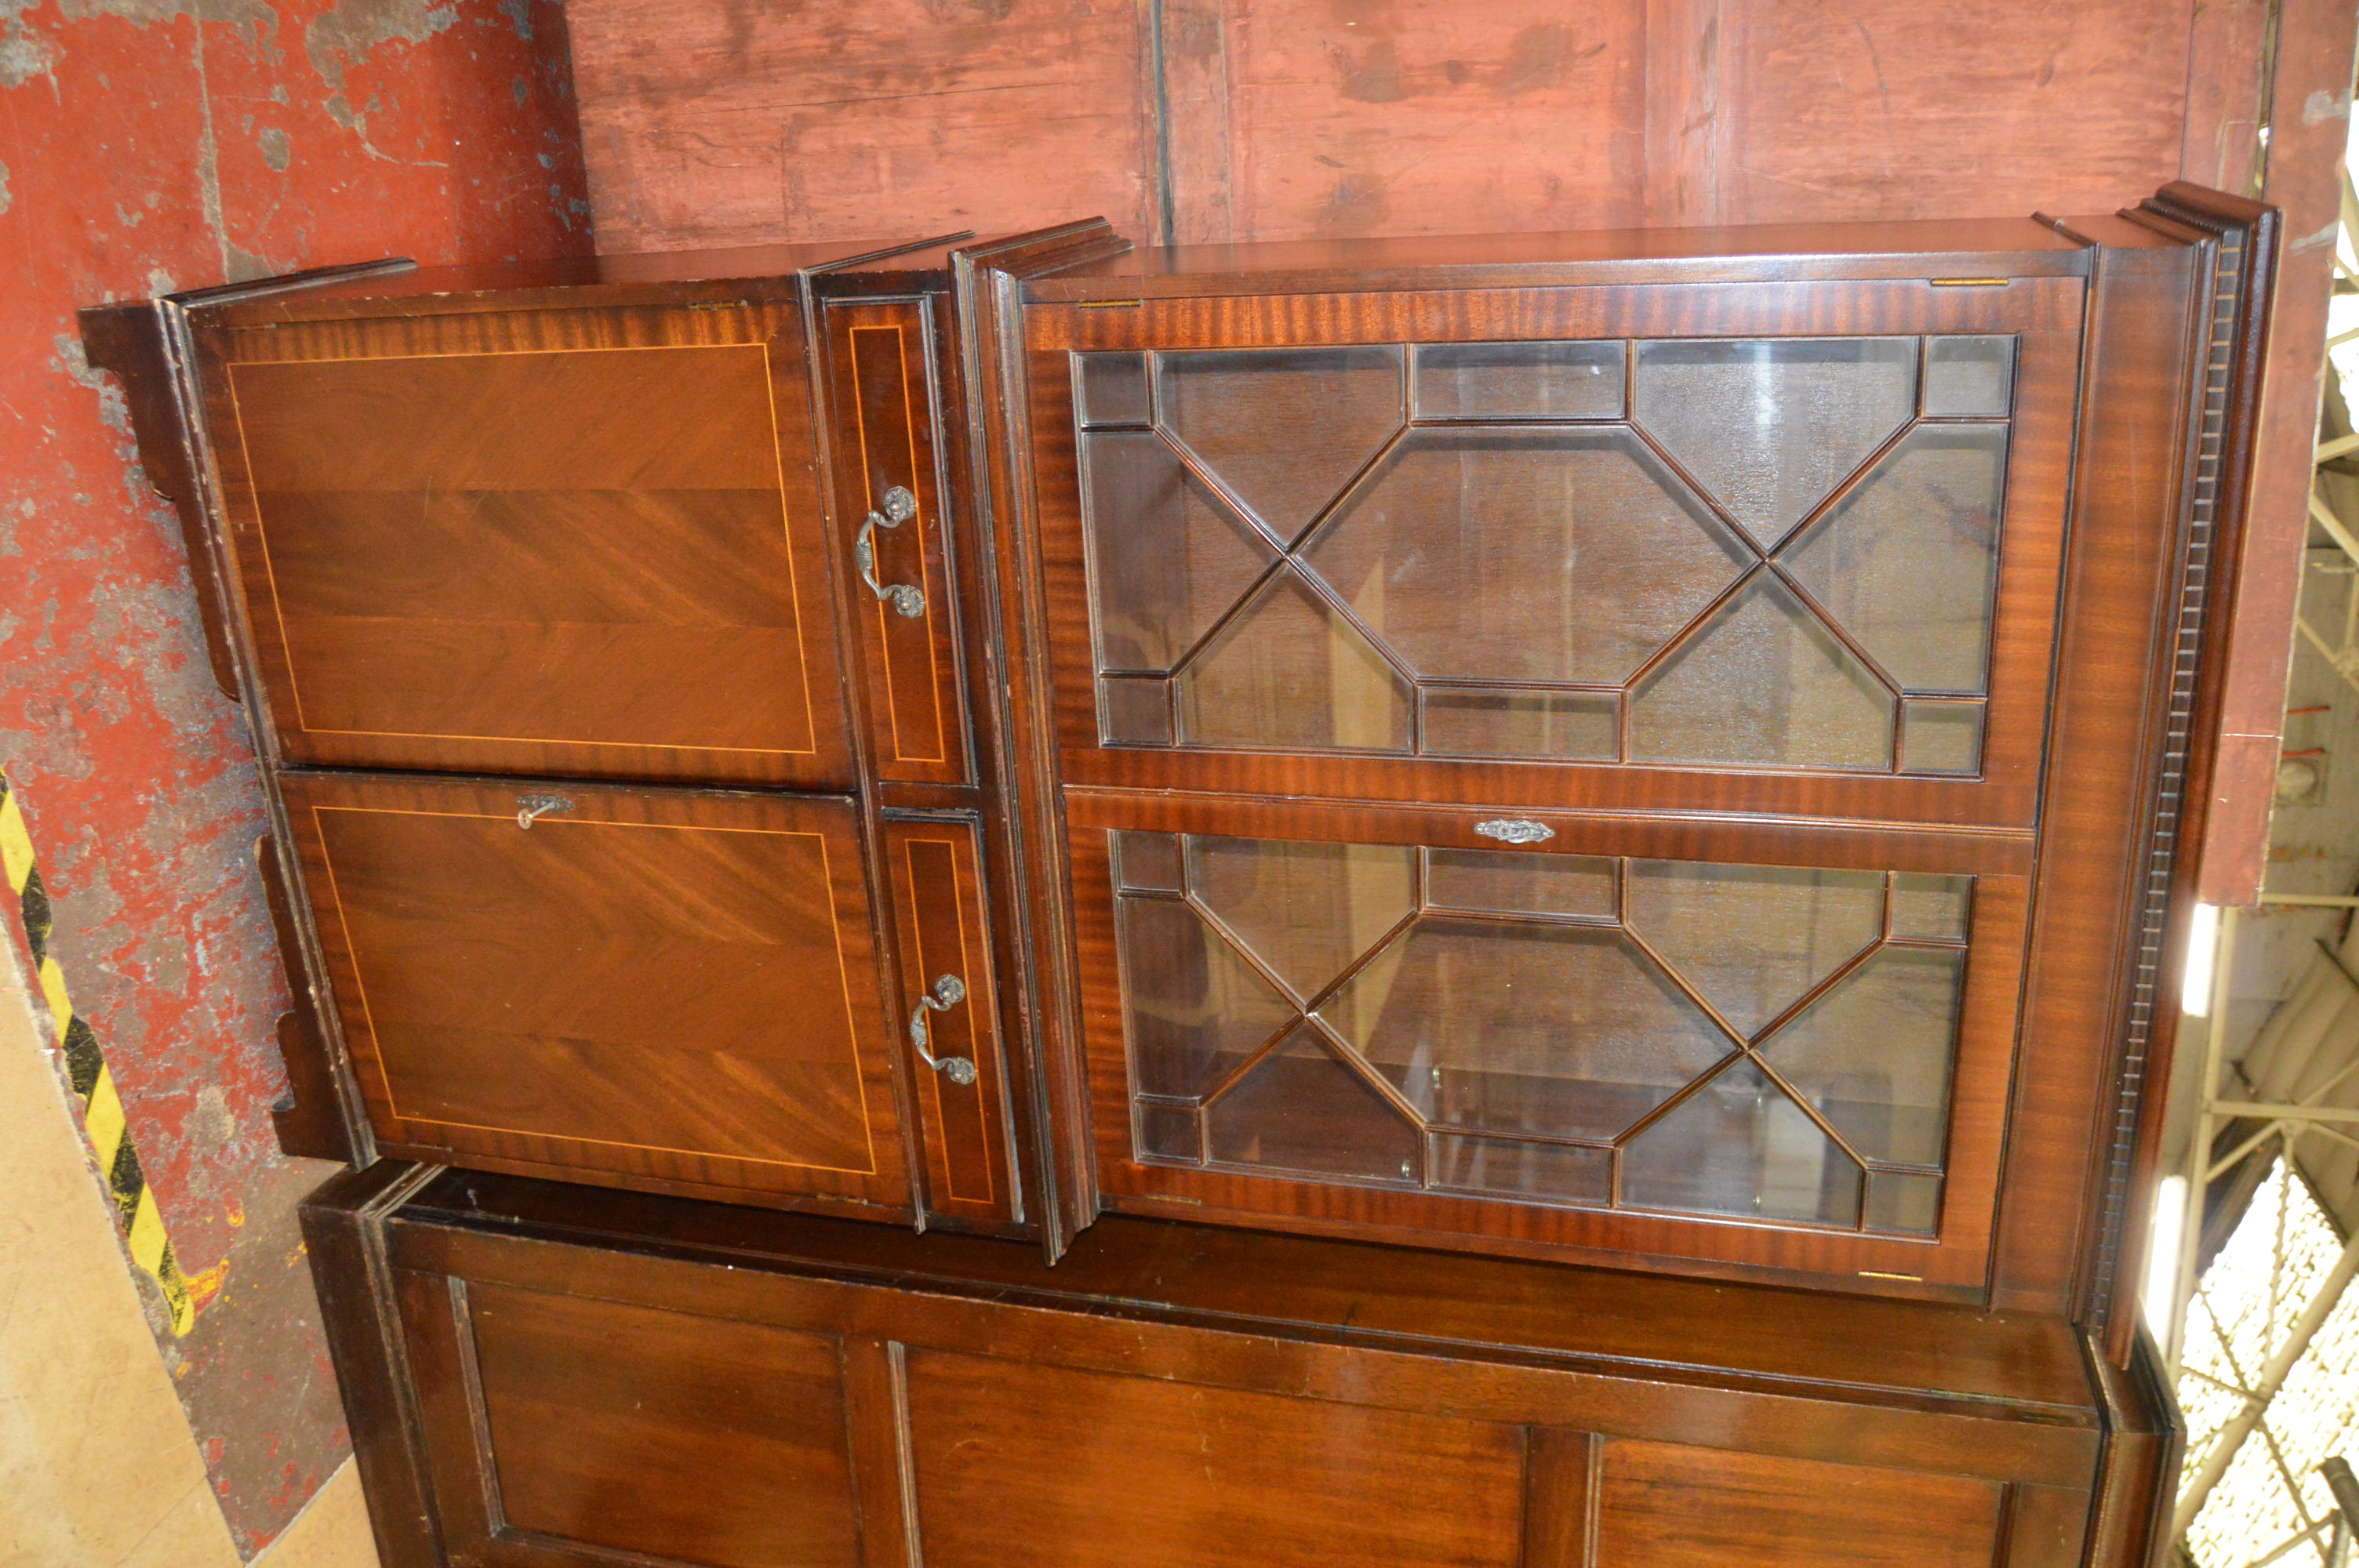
0,770,195,1335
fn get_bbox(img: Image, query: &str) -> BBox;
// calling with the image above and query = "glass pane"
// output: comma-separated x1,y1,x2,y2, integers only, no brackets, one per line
1865,1171,1943,1236
1303,426,1748,685
1114,895,1294,1099
1761,947,1965,1167
1077,351,1150,426
1783,426,2008,693
1184,836,1416,1003
1625,861,1884,1039
1205,1025,1420,1181
1322,920,1732,1141
1112,829,1183,892
1421,688,1616,760
1891,873,1973,942
1176,569,1412,751
1901,699,1984,774
1136,1101,1201,1163
1634,338,1916,549
1081,430,1274,672
1424,848,1616,920
1157,347,1405,541
1621,1058,1864,1226
1413,341,1625,420
1924,337,2015,418
1430,1134,1611,1207
1100,675,1173,746
1627,575,1893,770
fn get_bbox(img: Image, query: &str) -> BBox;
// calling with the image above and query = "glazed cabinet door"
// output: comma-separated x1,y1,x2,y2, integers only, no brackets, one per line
198,299,853,787
1016,270,2088,1290
1039,281,2080,823
1070,801,2025,1290
282,771,912,1214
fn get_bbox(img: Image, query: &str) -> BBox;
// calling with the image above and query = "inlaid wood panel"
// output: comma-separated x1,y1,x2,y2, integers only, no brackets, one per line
205,302,853,786
400,1275,860,1568
282,770,911,1214
885,816,1018,1225
903,1351,1528,1568
820,298,972,785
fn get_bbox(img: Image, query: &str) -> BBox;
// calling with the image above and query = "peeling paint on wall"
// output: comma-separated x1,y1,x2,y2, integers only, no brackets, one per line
0,0,591,1551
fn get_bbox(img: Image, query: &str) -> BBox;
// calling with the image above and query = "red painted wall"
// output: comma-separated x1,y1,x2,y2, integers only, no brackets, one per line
0,0,588,1549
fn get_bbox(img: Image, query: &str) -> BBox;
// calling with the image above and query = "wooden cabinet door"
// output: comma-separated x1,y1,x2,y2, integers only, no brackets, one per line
819,296,973,785
399,1276,863,1568
201,299,853,787
282,771,911,1214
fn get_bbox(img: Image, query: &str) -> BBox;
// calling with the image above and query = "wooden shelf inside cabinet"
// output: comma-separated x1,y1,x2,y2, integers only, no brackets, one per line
303,1162,2183,1568
965,190,2277,1325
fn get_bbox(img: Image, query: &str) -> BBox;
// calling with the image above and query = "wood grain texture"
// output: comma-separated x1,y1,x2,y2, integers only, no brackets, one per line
569,0,1157,251
300,1174,2171,1568
396,1171,2106,1421
281,770,912,1214
2194,0,2359,903
404,1273,861,1567
905,1349,1527,1568
1593,1438,2004,1568
820,296,973,785
568,1,2256,251
202,301,855,788
885,816,1019,1225
1987,240,2201,1317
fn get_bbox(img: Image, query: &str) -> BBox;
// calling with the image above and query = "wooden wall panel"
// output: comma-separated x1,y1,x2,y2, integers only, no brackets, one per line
572,0,2263,252
1169,3,1653,242
1707,1,2202,225
570,0,1158,252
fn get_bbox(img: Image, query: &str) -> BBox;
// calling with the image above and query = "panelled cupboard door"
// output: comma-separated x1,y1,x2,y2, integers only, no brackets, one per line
398,1274,864,1568
383,1266,2074,1568
1030,278,2081,827
198,299,855,787
281,771,912,1214
1068,797,2025,1293
819,296,974,785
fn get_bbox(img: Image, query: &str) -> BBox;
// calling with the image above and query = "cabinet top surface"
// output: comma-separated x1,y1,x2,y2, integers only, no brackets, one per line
184,232,971,327
1022,215,2095,300
386,1168,2102,1421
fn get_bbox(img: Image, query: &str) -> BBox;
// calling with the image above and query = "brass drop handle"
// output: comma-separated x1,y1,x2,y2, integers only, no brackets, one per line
909,973,976,1086
854,485,926,618
515,794,574,829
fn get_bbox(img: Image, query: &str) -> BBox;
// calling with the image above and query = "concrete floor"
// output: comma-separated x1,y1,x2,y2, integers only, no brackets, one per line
0,936,376,1567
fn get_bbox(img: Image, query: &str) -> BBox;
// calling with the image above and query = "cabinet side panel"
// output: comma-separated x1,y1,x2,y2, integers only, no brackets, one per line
1994,240,2202,1315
